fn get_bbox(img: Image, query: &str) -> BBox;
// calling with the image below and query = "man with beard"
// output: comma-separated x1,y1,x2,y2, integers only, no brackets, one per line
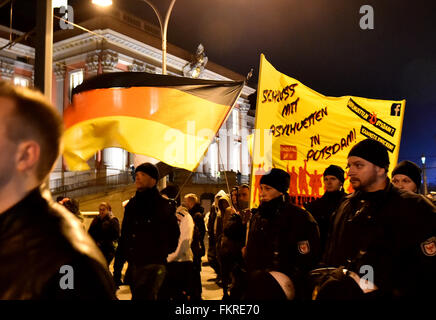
244,168,321,300
318,139,436,299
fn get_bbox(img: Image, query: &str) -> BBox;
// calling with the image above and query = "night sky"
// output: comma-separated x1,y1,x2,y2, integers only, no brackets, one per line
116,0,436,184
2,0,435,184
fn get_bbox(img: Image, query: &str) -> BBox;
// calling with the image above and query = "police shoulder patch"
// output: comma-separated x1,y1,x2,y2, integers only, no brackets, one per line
297,240,310,255
421,237,436,257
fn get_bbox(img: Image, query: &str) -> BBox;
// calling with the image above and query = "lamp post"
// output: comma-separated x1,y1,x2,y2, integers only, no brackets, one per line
34,0,53,99
421,154,428,195
92,0,176,75
141,0,177,75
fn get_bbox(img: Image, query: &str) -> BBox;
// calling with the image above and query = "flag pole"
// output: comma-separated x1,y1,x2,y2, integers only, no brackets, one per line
174,171,193,202
218,147,231,195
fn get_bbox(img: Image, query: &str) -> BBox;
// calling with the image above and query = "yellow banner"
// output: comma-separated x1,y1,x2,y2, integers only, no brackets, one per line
250,55,406,208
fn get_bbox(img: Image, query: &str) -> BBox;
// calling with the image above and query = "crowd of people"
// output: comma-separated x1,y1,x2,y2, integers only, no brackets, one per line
0,81,435,301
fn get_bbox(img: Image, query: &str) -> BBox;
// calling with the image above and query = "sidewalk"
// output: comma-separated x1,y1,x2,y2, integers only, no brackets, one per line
113,256,222,300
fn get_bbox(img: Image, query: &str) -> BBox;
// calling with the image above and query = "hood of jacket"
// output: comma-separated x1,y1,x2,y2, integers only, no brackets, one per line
214,190,227,207
217,193,231,216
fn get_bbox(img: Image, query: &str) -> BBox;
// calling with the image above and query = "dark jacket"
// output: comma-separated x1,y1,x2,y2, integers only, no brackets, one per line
219,208,246,260
245,194,321,298
114,187,180,268
88,214,120,260
304,190,346,252
0,187,116,299
189,203,206,259
323,181,436,298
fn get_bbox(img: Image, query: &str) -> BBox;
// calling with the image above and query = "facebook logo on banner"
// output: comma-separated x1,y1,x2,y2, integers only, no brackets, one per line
391,103,401,116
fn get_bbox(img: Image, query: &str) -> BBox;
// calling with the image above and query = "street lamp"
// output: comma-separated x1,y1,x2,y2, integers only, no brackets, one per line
92,0,176,75
92,0,112,7
421,154,428,195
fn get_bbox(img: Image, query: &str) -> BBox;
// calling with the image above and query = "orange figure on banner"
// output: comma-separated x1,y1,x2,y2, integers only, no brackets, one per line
298,160,310,196
253,163,266,204
287,163,298,196
307,169,323,197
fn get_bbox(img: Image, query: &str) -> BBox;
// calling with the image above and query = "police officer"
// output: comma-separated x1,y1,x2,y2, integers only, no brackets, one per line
391,160,422,194
320,139,436,299
244,168,321,300
304,165,347,253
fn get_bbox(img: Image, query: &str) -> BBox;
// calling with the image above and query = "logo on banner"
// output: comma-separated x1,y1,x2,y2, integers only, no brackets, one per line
421,237,436,257
391,103,401,116
297,240,310,255
280,145,297,160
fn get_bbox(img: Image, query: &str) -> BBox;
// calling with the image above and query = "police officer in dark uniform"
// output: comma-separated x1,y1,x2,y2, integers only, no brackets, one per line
304,165,347,254
318,139,436,299
244,168,321,300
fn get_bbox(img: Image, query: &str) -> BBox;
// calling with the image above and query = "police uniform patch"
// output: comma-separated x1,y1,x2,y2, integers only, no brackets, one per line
421,237,436,257
297,240,310,255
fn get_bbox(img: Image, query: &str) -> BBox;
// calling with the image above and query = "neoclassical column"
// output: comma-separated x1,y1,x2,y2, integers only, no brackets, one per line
239,103,251,176
53,61,66,115
53,61,66,174
219,120,228,172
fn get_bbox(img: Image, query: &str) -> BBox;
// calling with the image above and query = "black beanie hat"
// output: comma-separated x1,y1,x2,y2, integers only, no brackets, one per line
323,165,345,183
135,162,159,181
348,139,390,170
392,160,422,190
260,168,290,194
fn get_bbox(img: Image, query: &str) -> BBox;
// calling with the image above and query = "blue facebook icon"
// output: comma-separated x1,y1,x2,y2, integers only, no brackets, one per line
391,103,401,116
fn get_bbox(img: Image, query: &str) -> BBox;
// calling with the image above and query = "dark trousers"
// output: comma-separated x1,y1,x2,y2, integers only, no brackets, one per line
160,261,193,301
129,264,166,300
191,257,202,300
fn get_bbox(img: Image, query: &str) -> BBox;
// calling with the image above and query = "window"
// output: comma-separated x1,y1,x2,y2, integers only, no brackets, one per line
13,76,29,87
69,69,84,98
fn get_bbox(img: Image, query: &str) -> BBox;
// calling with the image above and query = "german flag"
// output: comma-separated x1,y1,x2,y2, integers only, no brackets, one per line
63,72,244,171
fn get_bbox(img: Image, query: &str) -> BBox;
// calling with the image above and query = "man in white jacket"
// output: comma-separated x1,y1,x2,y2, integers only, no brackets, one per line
161,203,195,300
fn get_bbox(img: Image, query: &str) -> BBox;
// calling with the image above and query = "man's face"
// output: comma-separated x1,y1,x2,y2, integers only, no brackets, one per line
260,184,282,202
0,98,18,189
135,171,156,190
392,174,418,193
238,187,250,202
218,199,229,212
231,191,238,206
347,156,381,191
182,197,195,210
98,204,109,218
323,175,342,192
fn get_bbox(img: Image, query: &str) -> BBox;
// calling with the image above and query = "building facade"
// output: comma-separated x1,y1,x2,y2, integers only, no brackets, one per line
0,7,255,185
